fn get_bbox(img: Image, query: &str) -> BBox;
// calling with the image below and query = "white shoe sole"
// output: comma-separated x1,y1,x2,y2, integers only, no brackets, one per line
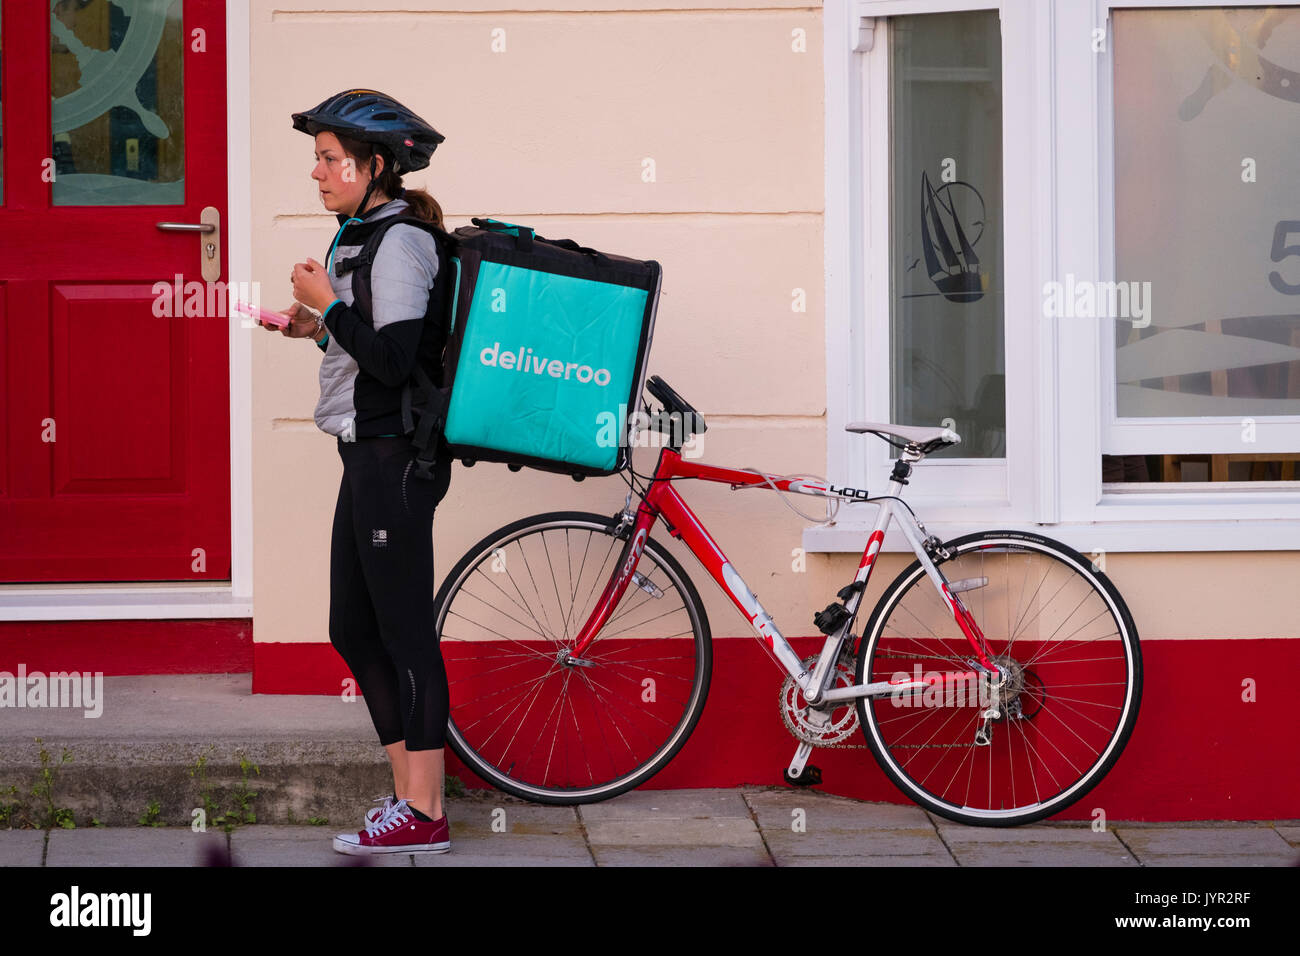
332,837,451,855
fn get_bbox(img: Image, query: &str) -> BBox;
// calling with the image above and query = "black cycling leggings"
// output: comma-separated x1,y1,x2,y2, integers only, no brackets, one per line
328,435,452,751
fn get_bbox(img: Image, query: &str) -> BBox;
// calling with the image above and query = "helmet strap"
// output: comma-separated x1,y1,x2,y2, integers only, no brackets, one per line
353,154,381,219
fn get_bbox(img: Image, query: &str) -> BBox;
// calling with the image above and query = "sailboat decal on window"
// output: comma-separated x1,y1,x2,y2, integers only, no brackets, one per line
920,171,986,303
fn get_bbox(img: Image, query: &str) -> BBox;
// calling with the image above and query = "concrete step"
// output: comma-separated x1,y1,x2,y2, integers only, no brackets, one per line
0,674,439,828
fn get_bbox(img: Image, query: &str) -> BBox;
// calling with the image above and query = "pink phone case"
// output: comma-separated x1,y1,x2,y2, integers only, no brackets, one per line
233,301,291,328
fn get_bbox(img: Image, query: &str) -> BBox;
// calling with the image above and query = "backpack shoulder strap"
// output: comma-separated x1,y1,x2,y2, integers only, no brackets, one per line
335,215,456,322
332,214,457,480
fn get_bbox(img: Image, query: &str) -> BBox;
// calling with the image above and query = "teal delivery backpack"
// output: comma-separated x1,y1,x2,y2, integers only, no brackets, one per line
436,218,662,478
335,216,661,480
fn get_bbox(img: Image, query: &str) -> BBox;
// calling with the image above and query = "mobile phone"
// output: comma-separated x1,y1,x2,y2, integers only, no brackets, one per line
232,301,292,329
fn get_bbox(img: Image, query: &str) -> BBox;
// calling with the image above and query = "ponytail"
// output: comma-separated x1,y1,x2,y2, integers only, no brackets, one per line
400,188,444,229
335,134,445,229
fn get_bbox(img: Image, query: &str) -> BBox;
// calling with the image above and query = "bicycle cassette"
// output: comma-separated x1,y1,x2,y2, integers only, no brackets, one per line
779,654,861,747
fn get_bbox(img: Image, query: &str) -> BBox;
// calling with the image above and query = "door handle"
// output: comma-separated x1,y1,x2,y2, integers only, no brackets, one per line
156,206,221,282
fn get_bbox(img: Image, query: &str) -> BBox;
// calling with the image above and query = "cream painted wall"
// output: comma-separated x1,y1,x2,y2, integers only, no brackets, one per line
249,1,1300,651
250,1,829,645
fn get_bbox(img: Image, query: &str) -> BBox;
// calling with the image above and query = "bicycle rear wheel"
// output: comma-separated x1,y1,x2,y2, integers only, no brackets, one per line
435,511,712,804
856,531,1141,826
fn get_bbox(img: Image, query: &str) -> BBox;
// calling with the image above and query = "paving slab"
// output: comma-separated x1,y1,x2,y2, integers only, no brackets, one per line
933,823,1135,865
583,816,763,847
447,801,581,833
413,851,593,867
228,826,414,867
744,790,948,861
935,824,1116,842
766,825,948,858
0,830,46,866
778,854,958,867
413,832,592,861
433,804,590,860
948,843,1138,866
1104,819,1275,827
1115,827,1296,859
578,788,754,821
744,789,933,829
577,789,763,849
45,827,228,867
1136,854,1300,867
589,845,772,867
1275,826,1300,847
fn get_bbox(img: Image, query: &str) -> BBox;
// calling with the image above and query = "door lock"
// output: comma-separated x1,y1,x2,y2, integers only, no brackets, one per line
156,205,221,282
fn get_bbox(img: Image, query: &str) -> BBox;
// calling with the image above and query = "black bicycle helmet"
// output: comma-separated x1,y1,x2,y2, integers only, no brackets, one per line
292,89,445,175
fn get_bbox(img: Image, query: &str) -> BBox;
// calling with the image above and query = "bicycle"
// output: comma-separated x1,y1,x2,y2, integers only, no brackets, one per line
433,376,1142,826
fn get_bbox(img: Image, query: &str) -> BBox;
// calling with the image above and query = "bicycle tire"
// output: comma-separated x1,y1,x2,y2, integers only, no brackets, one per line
434,511,712,805
855,530,1142,826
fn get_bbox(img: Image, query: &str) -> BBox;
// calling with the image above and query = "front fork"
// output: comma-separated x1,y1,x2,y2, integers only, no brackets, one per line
568,491,648,661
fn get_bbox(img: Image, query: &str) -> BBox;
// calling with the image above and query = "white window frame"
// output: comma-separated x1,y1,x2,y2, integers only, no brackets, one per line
818,0,1057,549
1097,0,1300,459
814,0,1300,554
1061,0,1300,527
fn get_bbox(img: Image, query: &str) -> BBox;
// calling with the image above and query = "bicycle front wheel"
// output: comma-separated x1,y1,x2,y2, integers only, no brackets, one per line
856,531,1142,826
435,511,712,805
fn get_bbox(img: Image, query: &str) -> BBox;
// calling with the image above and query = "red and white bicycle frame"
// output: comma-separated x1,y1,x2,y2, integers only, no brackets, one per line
569,445,1007,776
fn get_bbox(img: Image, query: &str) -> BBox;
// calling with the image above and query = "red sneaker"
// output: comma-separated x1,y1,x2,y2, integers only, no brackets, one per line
363,794,396,827
333,799,451,855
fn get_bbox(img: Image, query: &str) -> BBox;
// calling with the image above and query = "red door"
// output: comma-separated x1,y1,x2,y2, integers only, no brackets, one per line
1,0,229,583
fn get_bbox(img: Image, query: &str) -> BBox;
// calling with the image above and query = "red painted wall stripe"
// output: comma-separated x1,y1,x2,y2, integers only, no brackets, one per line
252,635,1299,822
0,619,252,674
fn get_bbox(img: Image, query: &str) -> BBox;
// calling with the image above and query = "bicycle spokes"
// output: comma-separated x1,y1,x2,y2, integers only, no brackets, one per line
438,517,711,800
861,540,1139,821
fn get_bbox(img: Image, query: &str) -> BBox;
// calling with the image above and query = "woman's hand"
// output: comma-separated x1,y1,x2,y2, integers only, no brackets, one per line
291,257,335,314
260,302,321,339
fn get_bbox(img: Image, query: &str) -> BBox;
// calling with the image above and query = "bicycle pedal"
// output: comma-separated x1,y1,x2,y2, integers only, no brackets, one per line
782,765,823,787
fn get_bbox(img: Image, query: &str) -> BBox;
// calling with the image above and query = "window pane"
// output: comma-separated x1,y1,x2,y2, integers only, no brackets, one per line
889,11,1005,459
1114,7,1300,421
1104,454,1300,483
51,0,184,205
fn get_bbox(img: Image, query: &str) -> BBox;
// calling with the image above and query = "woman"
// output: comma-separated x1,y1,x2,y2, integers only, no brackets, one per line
264,89,454,855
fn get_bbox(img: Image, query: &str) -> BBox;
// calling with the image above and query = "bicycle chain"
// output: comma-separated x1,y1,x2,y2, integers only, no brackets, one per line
778,692,979,751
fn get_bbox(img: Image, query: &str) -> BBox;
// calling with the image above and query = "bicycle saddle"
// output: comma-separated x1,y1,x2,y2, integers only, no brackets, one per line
846,421,961,453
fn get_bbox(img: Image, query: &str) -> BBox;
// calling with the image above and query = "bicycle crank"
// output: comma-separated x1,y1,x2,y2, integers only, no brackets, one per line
779,654,863,748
